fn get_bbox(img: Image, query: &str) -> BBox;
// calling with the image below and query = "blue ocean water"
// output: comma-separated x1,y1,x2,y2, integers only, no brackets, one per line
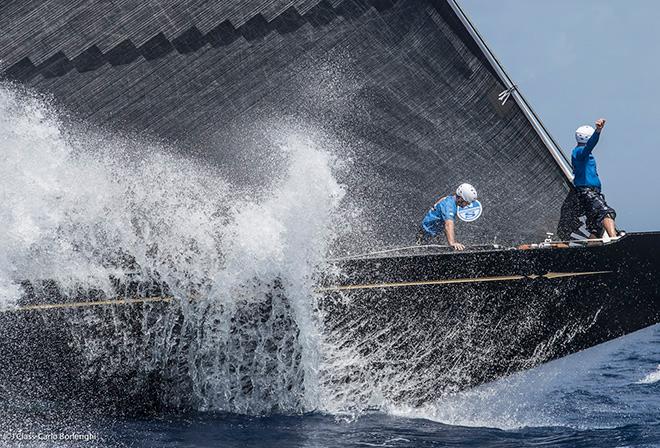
2,324,659,448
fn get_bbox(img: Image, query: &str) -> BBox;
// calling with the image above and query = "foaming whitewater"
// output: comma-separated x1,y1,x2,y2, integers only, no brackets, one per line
636,365,660,384
0,86,231,306
182,131,345,413
0,84,345,414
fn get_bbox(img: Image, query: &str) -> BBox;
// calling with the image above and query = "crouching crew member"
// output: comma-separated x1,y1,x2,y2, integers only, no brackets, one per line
418,183,478,251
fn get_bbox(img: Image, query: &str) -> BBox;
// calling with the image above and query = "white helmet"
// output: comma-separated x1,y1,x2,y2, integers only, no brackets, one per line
456,183,478,203
575,125,595,144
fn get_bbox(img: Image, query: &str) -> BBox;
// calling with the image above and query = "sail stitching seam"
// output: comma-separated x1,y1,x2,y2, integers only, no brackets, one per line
1,0,403,83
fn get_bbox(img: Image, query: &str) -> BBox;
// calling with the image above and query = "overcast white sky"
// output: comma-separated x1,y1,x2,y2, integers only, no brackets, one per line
460,0,659,231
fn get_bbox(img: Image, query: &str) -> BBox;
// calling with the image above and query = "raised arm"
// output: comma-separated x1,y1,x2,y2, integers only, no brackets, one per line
576,118,606,159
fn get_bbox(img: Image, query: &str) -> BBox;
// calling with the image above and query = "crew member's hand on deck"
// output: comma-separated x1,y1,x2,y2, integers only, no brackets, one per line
451,242,465,251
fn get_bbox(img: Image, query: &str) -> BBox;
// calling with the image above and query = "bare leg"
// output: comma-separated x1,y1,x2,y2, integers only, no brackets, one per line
603,217,617,238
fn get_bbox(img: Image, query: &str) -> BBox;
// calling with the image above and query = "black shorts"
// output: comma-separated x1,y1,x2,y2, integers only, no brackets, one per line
575,187,617,236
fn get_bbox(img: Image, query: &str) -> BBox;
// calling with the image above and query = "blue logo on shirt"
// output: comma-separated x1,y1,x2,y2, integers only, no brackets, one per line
457,200,483,222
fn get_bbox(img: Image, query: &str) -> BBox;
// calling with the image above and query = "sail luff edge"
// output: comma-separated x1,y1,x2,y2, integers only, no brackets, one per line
446,0,574,182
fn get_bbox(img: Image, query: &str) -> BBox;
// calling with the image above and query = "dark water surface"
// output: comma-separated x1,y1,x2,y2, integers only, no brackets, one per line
2,325,659,448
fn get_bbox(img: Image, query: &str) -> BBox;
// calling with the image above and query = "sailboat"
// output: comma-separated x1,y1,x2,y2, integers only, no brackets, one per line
0,0,658,410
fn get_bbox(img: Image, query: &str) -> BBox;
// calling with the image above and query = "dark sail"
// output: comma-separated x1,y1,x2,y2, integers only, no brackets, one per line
0,0,572,248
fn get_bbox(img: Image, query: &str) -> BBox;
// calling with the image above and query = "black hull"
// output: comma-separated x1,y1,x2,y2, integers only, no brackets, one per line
0,232,658,412
319,232,660,402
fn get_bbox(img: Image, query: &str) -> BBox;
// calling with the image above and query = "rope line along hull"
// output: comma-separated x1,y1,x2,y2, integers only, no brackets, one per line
317,232,660,402
0,232,658,410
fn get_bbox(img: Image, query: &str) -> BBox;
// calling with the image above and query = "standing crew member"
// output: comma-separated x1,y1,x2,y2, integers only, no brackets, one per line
572,118,617,238
418,183,478,251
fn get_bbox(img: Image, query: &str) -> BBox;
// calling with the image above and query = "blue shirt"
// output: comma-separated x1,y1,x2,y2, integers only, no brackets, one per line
572,131,602,189
422,195,457,236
